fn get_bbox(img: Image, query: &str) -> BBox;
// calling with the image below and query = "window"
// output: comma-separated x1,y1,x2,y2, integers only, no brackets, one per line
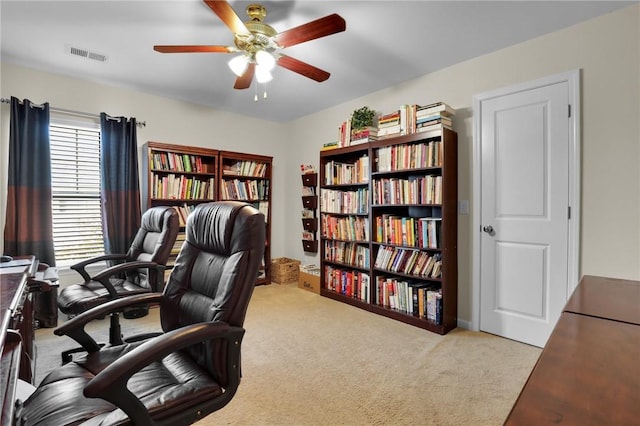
50,120,104,264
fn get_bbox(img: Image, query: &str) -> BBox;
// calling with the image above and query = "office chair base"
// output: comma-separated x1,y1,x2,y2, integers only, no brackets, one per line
122,305,149,319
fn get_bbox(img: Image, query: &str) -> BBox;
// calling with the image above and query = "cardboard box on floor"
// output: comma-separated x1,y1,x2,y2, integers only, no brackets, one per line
298,265,320,294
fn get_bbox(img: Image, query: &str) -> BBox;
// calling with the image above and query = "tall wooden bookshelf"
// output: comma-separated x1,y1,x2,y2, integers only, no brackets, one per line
319,128,458,334
144,141,219,269
218,150,273,285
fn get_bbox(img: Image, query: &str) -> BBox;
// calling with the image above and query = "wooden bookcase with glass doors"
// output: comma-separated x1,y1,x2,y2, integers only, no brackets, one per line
144,142,272,285
319,128,458,334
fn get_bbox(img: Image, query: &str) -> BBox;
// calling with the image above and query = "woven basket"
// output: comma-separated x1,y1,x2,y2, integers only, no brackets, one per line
271,257,301,284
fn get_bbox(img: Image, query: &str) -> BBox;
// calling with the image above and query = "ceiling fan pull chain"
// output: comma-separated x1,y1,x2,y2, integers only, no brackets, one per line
254,83,258,102
263,82,268,99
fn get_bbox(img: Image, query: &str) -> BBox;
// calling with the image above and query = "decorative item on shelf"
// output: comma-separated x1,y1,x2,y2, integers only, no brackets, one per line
337,105,379,148
350,106,378,145
300,164,318,253
350,106,377,133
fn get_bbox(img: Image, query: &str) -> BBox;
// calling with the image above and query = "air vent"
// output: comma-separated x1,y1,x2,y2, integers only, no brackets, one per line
66,45,108,62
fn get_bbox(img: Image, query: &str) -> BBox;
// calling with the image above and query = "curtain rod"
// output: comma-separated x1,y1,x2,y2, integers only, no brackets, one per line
0,97,146,127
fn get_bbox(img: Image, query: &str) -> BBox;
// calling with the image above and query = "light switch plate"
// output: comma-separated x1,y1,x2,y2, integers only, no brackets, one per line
458,200,469,215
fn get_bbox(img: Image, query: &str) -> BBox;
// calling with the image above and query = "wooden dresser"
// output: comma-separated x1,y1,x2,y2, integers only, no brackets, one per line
505,275,640,424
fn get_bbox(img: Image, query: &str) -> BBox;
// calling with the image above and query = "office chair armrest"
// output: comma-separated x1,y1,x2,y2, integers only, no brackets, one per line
83,322,245,426
54,293,163,353
71,254,131,282
91,261,163,298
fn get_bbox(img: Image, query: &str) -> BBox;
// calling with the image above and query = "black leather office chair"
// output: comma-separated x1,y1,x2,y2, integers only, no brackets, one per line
57,206,179,360
16,201,265,425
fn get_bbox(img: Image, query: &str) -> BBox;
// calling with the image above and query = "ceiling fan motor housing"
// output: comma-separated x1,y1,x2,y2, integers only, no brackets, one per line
234,4,278,54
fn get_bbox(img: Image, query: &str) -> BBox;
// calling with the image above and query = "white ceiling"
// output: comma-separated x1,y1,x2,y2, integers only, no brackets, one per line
1,1,634,122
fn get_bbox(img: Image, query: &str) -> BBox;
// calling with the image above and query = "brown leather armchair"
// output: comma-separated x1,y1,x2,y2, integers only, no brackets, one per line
56,206,179,360
16,201,265,425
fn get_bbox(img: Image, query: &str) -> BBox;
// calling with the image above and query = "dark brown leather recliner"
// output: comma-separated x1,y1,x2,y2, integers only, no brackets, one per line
56,206,179,360
16,201,266,425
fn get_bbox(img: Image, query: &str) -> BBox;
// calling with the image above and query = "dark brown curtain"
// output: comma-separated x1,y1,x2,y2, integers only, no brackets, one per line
4,97,55,266
99,113,141,255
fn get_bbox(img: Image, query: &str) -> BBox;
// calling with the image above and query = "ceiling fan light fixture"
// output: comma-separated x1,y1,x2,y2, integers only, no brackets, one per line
255,65,273,83
255,50,276,71
229,55,249,76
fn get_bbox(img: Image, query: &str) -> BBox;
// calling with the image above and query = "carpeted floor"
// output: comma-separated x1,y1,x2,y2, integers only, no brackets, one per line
35,283,540,425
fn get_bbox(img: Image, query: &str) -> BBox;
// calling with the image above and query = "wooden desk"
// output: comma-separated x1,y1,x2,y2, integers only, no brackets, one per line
505,276,640,425
564,275,640,325
0,256,37,426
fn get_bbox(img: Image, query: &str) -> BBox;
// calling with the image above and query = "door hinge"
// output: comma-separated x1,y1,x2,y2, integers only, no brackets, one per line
568,206,571,219
568,104,571,118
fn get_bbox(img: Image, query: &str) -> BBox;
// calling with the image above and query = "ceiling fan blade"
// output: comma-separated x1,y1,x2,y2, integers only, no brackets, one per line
277,55,330,82
234,63,255,89
154,45,233,53
204,0,251,36
274,14,346,48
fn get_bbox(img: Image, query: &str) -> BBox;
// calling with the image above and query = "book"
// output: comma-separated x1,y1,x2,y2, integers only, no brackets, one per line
416,102,456,117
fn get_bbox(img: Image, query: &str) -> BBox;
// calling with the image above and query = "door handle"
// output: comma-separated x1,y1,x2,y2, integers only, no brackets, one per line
482,225,494,234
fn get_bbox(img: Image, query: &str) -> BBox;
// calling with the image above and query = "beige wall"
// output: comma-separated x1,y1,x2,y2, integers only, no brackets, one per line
2,4,639,327
0,64,290,259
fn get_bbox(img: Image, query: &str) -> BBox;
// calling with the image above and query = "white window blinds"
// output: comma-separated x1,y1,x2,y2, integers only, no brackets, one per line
50,123,104,263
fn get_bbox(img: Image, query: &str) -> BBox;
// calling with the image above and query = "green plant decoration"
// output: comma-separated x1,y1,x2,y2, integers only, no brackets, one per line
351,106,376,132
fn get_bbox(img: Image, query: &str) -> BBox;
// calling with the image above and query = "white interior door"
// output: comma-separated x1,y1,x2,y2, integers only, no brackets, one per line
475,72,579,347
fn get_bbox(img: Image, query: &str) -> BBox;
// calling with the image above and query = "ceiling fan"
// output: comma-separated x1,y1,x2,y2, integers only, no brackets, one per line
153,1,346,90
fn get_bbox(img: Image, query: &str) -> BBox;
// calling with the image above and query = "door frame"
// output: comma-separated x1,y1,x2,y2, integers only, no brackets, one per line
470,70,581,332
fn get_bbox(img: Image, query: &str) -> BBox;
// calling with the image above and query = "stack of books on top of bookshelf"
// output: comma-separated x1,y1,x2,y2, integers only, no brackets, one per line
377,110,402,138
415,102,455,134
350,126,379,145
332,101,455,149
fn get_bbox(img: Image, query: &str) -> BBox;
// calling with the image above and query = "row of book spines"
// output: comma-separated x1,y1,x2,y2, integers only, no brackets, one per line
323,240,370,269
372,175,442,205
374,246,442,278
320,188,369,215
376,278,442,323
321,214,370,241
220,179,269,201
375,215,441,248
170,233,187,254
324,265,371,303
151,151,210,173
375,140,443,172
222,160,268,177
323,157,369,185
152,175,215,200
252,201,269,223
170,205,196,227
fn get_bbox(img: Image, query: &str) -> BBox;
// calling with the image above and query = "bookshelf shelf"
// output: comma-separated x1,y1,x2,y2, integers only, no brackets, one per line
145,143,272,285
219,150,273,285
144,141,219,272
319,128,458,334
301,172,318,253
